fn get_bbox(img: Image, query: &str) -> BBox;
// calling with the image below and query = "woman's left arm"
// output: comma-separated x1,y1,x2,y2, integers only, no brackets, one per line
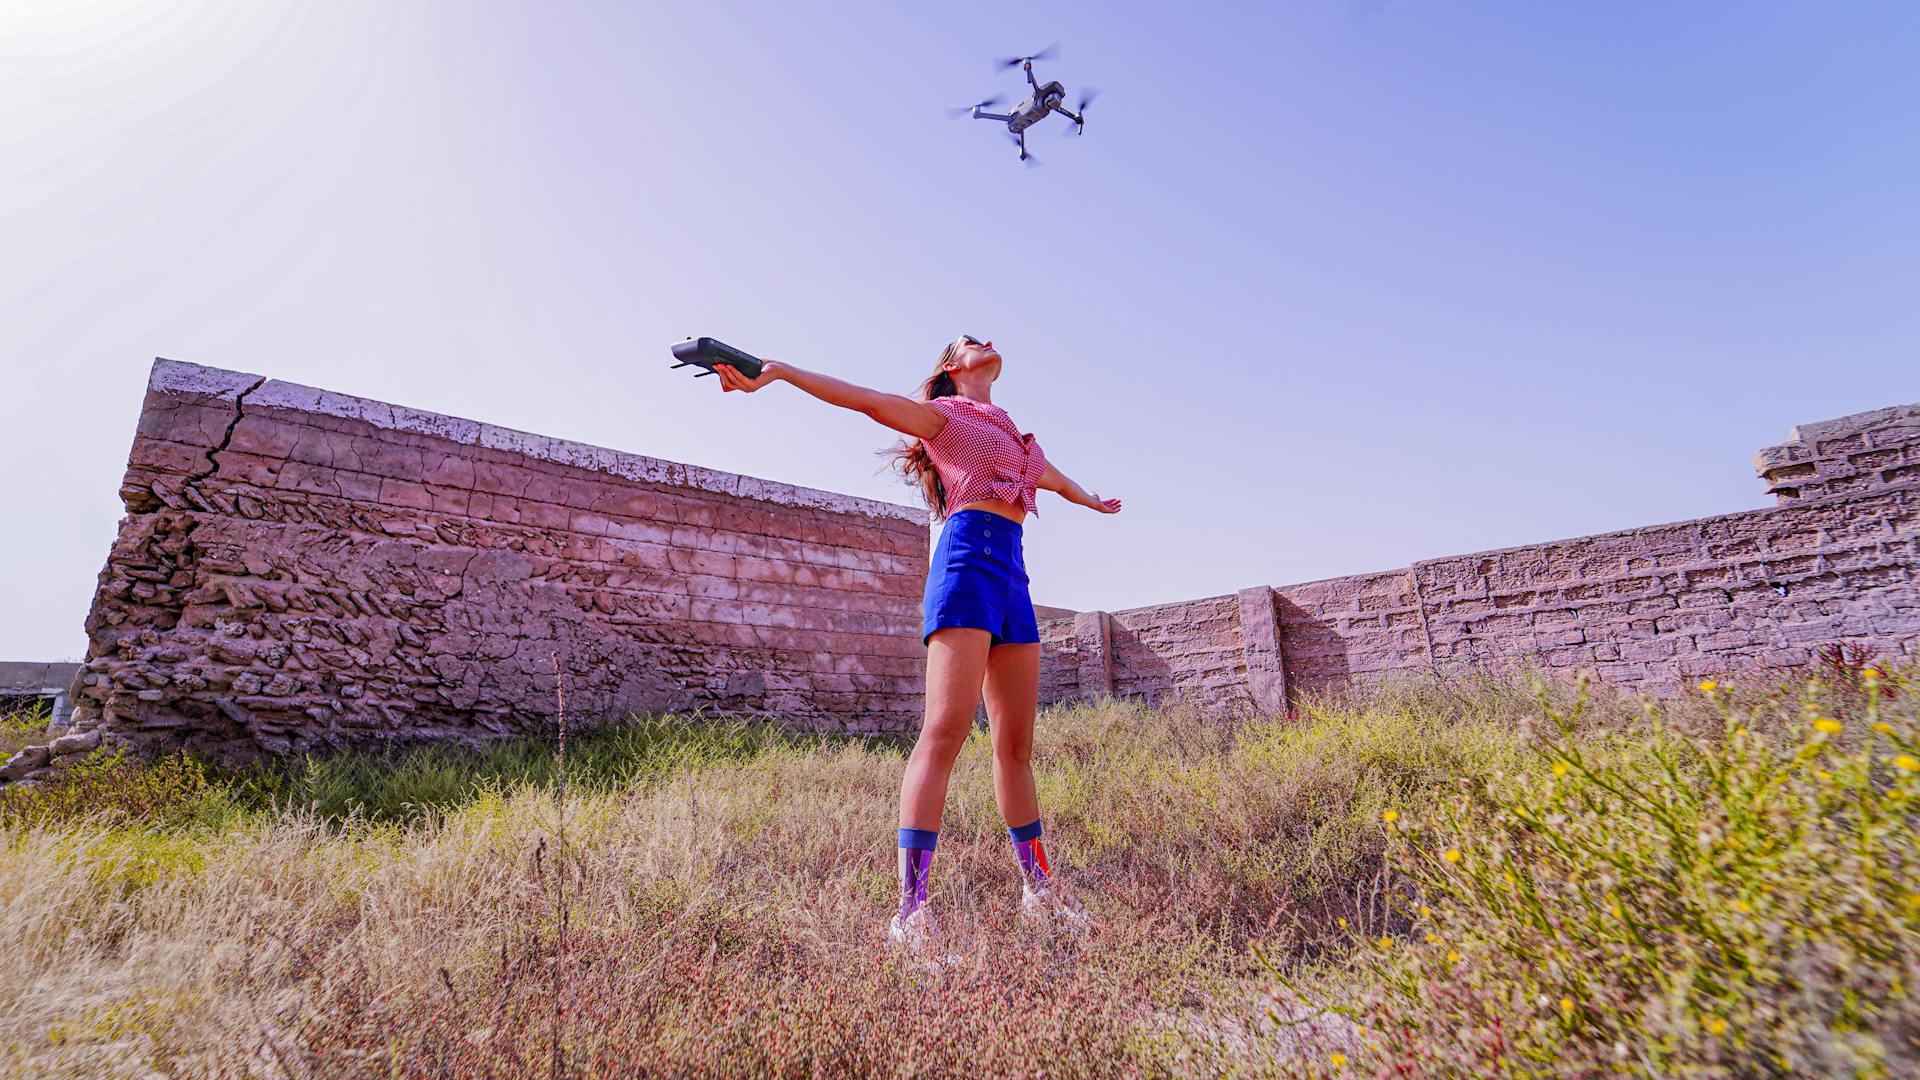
1037,460,1122,514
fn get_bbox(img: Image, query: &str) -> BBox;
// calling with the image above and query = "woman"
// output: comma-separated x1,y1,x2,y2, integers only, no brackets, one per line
713,335,1122,956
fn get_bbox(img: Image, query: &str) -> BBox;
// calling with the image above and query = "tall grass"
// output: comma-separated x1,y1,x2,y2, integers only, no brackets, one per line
0,665,1911,1077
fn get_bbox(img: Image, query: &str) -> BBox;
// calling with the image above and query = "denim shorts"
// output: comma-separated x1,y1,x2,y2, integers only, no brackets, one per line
921,509,1041,648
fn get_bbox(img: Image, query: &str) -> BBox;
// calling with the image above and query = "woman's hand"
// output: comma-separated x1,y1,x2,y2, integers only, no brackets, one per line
715,359,784,393
1086,491,1122,514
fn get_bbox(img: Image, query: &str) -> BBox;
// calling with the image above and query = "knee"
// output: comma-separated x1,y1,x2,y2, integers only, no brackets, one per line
911,722,971,766
992,735,1033,768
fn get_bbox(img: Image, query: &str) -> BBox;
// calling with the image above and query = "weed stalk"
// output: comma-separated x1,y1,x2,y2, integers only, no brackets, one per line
550,650,570,1080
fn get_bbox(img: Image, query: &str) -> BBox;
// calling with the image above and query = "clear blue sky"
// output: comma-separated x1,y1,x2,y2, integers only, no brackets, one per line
5,1,1917,661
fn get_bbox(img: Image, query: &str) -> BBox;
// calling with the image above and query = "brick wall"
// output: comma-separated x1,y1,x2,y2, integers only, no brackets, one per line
58,359,930,765
1046,403,1920,713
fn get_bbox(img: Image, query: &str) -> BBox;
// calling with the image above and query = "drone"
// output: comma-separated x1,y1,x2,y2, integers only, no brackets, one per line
947,44,1097,165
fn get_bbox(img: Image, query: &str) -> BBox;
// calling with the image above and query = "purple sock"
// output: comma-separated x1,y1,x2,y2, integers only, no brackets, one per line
898,827,937,919
1009,818,1051,885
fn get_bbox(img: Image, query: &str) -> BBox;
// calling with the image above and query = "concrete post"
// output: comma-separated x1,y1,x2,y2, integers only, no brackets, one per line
1073,610,1113,700
1237,586,1288,716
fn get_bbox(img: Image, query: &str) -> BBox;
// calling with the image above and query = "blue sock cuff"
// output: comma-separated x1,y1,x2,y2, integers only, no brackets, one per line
898,827,939,851
1008,818,1043,843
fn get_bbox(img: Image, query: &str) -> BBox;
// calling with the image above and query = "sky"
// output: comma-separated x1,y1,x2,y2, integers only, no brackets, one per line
4,0,1917,662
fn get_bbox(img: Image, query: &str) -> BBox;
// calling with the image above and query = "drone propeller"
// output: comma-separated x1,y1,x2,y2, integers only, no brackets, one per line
1006,132,1041,167
995,42,1058,70
1064,87,1099,134
944,94,1005,119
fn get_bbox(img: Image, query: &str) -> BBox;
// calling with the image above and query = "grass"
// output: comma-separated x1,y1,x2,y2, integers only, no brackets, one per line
0,697,52,758
0,662,1912,1077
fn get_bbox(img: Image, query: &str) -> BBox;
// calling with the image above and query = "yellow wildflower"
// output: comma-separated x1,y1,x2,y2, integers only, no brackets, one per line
1705,1017,1728,1036
1560,997,1575,1015
1447,949,1462,963
1383,810,1399,824
1503,871,1517,886
1337,917,1348,928
1418,904,1432,919
1814,718,1843,735
1426,933,1440,944
1444,849,1463,863
1895,755,1919,773
1698,680,1718,693
1862,667,1882,681
1378,936,1393,949
1817,770,1835,782
1330,1052,1348,1069
1875,722,1894,735
1551,761,1569,777
1611,901,1624,919
1736,900,1753,913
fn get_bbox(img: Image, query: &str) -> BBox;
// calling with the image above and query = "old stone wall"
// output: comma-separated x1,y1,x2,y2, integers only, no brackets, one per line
6,367,1915,787
1045,403,1920,714
38,359,930,772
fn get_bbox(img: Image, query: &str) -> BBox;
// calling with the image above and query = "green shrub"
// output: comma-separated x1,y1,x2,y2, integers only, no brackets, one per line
1292,664,1920,1077
0,748,250,832
0,697,52,757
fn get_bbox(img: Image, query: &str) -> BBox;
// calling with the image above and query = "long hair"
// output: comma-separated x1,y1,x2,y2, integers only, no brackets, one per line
878,340,965,520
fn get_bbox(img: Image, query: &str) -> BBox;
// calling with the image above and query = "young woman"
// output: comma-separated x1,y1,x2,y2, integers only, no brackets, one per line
712,335,1122,955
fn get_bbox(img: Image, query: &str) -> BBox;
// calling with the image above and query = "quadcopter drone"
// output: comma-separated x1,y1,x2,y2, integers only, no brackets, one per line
947,44,1096,165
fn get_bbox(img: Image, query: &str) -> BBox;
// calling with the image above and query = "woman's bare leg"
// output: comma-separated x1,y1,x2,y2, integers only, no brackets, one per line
983,641,1086,921
899,627,993,829
982,642,1042,829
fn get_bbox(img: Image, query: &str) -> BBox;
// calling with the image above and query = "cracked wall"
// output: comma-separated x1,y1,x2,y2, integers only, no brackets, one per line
1042,402,1920,714
47,359,930,770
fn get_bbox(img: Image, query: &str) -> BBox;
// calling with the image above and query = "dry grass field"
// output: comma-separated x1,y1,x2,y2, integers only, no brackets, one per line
0,658,1914,1078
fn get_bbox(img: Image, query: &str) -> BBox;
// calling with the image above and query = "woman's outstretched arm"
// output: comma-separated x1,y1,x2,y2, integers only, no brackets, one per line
714,360,944,441
1037,460,1123,514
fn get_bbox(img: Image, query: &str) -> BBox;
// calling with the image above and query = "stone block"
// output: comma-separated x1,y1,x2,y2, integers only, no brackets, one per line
0,745,51,780
49,730,101,756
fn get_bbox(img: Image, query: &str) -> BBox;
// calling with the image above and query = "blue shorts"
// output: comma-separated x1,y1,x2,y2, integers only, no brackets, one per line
922,509,1041,648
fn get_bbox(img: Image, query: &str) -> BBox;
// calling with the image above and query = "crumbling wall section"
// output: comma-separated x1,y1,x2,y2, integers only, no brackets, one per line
1754,402,1920,503
43,359,929,771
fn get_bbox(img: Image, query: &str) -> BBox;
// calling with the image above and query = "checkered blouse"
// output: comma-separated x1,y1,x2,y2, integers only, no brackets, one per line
921,395,1048,519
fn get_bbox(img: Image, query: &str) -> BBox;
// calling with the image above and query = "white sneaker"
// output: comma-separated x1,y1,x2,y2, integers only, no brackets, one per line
1019,879,1095,932
887,906,954,965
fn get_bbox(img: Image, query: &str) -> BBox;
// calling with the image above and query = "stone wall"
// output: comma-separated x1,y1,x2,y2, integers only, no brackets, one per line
1044,402,1920,714
7,366,1915,787
38,359,930,773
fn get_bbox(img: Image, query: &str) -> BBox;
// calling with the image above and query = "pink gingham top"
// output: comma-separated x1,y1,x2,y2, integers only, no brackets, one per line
923,395,1048,519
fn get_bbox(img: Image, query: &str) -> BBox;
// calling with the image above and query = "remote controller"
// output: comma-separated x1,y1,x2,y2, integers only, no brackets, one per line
670,337,765,380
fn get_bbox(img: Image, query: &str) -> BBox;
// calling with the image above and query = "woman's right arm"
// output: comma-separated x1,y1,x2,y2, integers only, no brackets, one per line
716,360,945,441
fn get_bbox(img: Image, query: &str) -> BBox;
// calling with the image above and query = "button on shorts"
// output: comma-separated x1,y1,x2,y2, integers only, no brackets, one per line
921,509,1041,648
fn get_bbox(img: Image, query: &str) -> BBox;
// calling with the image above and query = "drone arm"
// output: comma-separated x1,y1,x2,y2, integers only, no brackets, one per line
1049,102,1084,126
973,108,1015,122
1023,63,1039,91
